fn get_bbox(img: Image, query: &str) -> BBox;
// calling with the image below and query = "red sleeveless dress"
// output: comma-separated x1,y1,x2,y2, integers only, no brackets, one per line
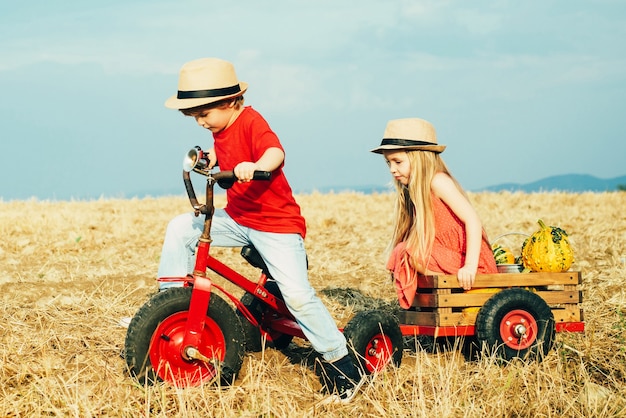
387,194,497,308
428,195,497,275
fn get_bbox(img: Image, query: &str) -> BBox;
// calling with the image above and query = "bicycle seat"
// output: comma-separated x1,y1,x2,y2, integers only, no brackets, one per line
240,245,309,272
240,245,269,271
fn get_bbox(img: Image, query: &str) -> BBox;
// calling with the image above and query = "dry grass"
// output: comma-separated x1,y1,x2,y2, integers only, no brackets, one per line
1,191,625,417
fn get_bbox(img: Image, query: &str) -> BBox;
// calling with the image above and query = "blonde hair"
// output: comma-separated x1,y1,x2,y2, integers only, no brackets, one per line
389,150,466,271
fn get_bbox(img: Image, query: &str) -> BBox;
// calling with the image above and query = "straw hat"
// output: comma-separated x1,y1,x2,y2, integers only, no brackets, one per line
165,58,248,109
370,118,446,154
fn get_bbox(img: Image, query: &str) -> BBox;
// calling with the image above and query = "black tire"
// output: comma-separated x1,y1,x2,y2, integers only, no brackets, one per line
237,292,264,352
475,288,555,362
236,282,293,352
343,310,403,374
124,287,245,387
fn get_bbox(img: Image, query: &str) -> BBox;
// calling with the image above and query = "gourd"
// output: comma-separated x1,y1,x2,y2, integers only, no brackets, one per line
491,244,516,265
521,219,574,272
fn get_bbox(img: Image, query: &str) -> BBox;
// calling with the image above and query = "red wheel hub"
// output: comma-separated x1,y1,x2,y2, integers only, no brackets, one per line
148,311,226,387
363,333,394,373
499,309,538,350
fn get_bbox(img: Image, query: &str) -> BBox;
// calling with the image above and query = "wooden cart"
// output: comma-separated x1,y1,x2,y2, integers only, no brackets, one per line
399,271,584,336
343,271,585,373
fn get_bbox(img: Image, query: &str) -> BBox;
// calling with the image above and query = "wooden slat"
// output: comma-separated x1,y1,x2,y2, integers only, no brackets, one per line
535,290,582,304
414,292,497,308
461,310,478,324
400,305,583,327
435,287,452,314
399,310,437,326
413,290,581,308
400,310,472,327
436,312,472,327
552,306,583,323
417,271,582,289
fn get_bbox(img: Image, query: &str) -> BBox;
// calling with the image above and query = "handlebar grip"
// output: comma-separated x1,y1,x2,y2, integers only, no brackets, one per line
252,171,271,180
218,170,271,189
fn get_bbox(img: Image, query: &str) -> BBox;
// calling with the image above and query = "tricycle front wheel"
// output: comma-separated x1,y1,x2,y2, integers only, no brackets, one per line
124,287,245,387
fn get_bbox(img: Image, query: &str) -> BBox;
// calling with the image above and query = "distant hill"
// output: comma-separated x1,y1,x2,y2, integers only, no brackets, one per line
478,174,626,193
130,173,626,199
308,174,626,195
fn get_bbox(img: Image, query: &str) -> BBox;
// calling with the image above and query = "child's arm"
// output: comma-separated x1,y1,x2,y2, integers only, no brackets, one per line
234,147,285,182
431,172,483,290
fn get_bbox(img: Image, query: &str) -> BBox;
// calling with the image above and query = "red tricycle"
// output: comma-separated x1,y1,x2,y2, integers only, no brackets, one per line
124,147,585,387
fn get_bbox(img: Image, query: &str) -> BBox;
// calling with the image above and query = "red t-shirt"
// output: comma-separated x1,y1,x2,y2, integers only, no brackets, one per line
212,106,306,238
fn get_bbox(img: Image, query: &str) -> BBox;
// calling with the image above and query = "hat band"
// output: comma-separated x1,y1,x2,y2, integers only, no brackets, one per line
381,138,437,147
177,84,241,100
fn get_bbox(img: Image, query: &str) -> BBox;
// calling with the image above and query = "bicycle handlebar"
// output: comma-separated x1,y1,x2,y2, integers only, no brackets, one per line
213,170,272,182
183,169,271,215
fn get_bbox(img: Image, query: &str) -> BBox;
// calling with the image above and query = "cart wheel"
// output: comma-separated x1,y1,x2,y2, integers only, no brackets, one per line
237,281,293,352
475,287,555,362
343,310,403,374
124,287,245,387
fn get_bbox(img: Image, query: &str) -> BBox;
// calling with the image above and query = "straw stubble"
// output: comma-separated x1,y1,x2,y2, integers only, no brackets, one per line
0,191,624,417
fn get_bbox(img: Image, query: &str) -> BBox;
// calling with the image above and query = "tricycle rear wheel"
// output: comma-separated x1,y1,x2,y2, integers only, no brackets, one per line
237,281,293,352
343,310,403,374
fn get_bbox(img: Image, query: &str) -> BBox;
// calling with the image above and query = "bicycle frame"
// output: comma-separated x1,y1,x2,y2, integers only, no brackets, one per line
166,167,305,362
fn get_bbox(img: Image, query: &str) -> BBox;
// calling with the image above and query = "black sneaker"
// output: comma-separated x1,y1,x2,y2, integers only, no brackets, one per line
317,355,364,404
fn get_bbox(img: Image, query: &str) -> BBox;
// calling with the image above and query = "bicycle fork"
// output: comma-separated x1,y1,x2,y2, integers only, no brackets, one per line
180,172,217,362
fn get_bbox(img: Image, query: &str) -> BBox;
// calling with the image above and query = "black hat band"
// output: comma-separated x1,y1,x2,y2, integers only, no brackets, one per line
177,84,241,99
380,138,437,147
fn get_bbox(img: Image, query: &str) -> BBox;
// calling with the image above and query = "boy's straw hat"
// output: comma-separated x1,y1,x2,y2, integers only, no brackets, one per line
370,118,446,154
165,58,248,109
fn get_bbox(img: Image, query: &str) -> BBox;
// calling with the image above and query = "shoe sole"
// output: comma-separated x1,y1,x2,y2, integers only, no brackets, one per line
313,375,367,407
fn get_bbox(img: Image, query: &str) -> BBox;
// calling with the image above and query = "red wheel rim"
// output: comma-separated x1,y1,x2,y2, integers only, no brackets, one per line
148,311,226,387
363,333,394,373
499,309,538,350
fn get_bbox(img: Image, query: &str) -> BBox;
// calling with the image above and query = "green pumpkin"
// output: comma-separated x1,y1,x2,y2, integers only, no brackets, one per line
521,219,574,272
491,243,516,265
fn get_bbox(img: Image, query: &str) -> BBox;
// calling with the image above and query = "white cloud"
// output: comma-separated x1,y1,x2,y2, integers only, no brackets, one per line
1,0,625,199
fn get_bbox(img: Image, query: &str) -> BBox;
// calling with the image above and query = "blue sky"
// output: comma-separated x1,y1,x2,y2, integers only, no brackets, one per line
1,1,624,200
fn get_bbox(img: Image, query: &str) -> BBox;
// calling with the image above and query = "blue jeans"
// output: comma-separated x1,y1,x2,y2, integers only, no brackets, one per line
157,209,348,362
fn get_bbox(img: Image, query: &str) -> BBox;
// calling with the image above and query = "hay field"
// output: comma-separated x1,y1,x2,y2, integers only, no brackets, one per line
1,191,625,417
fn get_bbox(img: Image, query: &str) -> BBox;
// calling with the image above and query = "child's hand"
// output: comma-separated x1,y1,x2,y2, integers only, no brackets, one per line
457,266,476,290
234,162,259,182
205,147,217,169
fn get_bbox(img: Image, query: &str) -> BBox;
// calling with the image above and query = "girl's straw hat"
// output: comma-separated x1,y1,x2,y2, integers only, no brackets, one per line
370,118,446,154
165,58,248,109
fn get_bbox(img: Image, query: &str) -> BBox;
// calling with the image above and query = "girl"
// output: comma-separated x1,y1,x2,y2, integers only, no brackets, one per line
371,118,497,309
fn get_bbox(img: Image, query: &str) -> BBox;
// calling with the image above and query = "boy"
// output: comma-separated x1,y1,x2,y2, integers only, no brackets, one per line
159,57,361,401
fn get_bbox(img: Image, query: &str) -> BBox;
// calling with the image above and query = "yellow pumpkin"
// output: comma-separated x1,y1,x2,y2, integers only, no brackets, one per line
521,219,574,272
